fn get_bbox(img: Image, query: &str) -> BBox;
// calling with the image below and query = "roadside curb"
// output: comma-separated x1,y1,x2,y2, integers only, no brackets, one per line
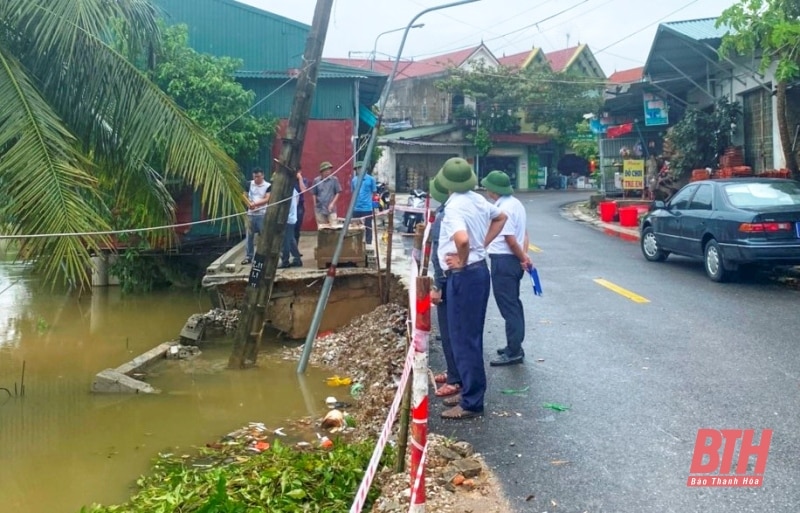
564,202,641,241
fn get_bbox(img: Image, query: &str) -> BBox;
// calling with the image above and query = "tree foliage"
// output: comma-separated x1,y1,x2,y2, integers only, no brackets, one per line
664,97,742,177
151,25,276,164
0,0,245,288
718,0,800,172
437,61,604,140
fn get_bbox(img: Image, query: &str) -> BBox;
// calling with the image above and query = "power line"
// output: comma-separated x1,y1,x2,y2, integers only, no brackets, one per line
594,0,700,54
409,0,589,60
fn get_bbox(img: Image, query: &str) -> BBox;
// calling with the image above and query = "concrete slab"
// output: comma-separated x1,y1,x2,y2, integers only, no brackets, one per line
91,369,159,394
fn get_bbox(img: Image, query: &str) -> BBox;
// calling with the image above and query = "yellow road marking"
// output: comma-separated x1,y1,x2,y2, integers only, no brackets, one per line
593,278,650,303
528,244,543,253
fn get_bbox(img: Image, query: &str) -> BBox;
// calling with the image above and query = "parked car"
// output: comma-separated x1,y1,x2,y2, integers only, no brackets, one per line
639,178,800,282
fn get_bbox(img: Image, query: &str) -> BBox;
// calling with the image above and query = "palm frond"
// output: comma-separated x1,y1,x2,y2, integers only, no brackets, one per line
0,45,111,286
11,0,244,225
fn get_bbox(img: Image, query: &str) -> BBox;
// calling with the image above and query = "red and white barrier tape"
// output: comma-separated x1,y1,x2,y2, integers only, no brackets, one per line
348,344,416,513
408,441,429,511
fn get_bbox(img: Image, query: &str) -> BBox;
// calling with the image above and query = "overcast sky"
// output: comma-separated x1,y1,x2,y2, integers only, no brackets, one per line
238,0,736,75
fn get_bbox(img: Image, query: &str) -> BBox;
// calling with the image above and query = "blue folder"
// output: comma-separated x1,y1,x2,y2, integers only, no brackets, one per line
528,267,543,297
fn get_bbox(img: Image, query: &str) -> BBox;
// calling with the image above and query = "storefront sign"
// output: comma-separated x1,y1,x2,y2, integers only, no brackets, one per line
643,93,668,126
622,159,645,190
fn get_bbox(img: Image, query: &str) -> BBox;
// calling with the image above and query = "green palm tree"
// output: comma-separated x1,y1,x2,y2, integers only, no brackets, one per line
0,0,243,287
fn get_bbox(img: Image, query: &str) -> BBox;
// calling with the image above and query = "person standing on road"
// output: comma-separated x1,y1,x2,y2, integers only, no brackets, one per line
351,161,377,244
241,167,271,265
280,170,306,269
312,161,342,226
481,170,531,366
436,158,507,420
429,175,461,399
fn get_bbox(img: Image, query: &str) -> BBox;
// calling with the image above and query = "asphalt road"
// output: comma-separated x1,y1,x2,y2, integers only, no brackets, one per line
428,190,800,513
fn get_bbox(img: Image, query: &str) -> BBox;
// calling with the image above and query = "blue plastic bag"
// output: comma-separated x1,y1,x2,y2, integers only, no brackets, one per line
528,267,542,297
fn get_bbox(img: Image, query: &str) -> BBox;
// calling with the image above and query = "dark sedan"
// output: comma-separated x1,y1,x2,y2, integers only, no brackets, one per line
640,178,800,281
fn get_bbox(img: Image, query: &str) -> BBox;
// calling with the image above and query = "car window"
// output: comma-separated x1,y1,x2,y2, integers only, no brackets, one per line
724,182,800,208
668,185,697,210
689,184,713,210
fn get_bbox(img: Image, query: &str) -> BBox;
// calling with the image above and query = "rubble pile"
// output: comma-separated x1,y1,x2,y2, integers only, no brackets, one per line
285,303,409,440
279,303,508,511
202,308,239,335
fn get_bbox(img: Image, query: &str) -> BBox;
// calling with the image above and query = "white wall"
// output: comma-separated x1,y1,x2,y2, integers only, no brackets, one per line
374,145,396,190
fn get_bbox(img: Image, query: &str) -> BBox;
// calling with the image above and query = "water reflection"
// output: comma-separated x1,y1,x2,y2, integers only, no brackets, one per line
0,260,330,513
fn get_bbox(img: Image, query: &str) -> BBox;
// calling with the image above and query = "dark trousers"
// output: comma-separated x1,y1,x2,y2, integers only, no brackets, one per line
281,222,301,264
353,210,373,244
437,279,461,386
294,204,304,244
446,262,491,412
490,254,525,357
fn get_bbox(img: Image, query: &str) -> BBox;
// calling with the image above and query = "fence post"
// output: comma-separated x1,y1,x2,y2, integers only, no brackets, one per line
410,274,431,512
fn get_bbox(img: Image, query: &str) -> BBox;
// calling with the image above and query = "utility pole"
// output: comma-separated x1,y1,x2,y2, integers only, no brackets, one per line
229,0,334,369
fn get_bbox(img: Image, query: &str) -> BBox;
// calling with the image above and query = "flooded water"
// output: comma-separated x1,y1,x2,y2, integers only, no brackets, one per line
0,257,331,513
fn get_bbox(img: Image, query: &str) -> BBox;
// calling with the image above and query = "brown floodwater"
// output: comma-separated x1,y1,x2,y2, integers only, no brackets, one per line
0,257,331,513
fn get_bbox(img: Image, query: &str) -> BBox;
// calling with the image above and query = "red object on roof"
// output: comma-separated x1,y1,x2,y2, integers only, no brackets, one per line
490,133,552,145
606,123,634,139
545,46,579,72
498,50,530,68
608,67,644,84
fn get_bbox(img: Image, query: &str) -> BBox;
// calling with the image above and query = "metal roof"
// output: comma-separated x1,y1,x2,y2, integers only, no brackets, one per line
662,17,729,42
380,124,458,141
643,17,729,95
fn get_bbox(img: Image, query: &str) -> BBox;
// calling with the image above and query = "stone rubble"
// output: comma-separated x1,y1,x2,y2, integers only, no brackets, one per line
281,303,511,512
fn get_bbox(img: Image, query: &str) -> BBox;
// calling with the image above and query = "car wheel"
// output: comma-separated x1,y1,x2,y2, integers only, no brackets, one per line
641,226,668,262
704,239,730,282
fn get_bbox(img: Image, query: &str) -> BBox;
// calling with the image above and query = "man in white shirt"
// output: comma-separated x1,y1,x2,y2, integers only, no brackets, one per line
436,158,507,420
242,167,271,265
481,171,532,366
280,170,306,268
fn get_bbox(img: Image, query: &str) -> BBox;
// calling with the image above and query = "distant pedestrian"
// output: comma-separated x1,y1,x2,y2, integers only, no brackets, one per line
351,161,377,244
295,168,309,247
241,167,271,265
429,176,461,398
312,161,342,226
280,170,306,269
436,158,507,420
481,170,531,366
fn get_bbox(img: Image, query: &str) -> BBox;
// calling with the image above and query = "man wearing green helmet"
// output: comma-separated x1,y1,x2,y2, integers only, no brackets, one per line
481,170,531,366
435,157,507,420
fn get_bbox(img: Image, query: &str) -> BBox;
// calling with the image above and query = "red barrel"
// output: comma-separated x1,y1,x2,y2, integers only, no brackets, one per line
618,206,639,227
599,201,617,223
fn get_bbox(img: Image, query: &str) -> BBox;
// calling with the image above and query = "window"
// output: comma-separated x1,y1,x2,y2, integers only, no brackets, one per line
689,184,713,210
724,182,800,208
668,185,697,210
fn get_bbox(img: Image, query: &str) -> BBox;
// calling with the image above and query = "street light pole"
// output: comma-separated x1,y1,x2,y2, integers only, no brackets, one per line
370,23,425,70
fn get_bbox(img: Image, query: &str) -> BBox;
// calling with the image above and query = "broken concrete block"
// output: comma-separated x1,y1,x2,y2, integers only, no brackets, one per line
92,369,159,394
180,314,205,343
453,457,483,478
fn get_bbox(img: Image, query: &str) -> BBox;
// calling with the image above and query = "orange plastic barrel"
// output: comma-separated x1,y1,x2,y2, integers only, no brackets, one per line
599,201,617,222
618,206,639,227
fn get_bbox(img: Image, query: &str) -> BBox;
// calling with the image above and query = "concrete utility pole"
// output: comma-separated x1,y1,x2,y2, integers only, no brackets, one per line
229,0,334,369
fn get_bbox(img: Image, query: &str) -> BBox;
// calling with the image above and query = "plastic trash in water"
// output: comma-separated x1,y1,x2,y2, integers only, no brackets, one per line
326,375,352,387
528,267,543,296
350,382,365,398
542,402,571,412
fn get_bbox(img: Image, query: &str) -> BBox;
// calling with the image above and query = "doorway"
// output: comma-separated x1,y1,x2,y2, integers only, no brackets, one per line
479,156,519,188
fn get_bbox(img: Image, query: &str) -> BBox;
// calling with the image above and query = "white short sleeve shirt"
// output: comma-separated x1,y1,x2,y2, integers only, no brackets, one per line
437,191,502,269
487,195,527,255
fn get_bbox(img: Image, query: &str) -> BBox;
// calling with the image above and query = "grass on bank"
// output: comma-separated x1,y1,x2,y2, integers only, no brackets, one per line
81,439,392,513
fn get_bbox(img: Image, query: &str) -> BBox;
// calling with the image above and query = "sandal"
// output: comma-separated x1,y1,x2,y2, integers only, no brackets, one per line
442,394,461,407
440,405,483,420
433,372,447,384
435,383,461,398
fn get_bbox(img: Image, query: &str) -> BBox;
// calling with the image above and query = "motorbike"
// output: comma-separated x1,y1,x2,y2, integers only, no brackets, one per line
373,182,390,212
402,189,427,233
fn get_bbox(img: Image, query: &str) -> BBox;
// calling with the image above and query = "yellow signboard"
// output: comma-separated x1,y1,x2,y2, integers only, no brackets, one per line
622,159,645,190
